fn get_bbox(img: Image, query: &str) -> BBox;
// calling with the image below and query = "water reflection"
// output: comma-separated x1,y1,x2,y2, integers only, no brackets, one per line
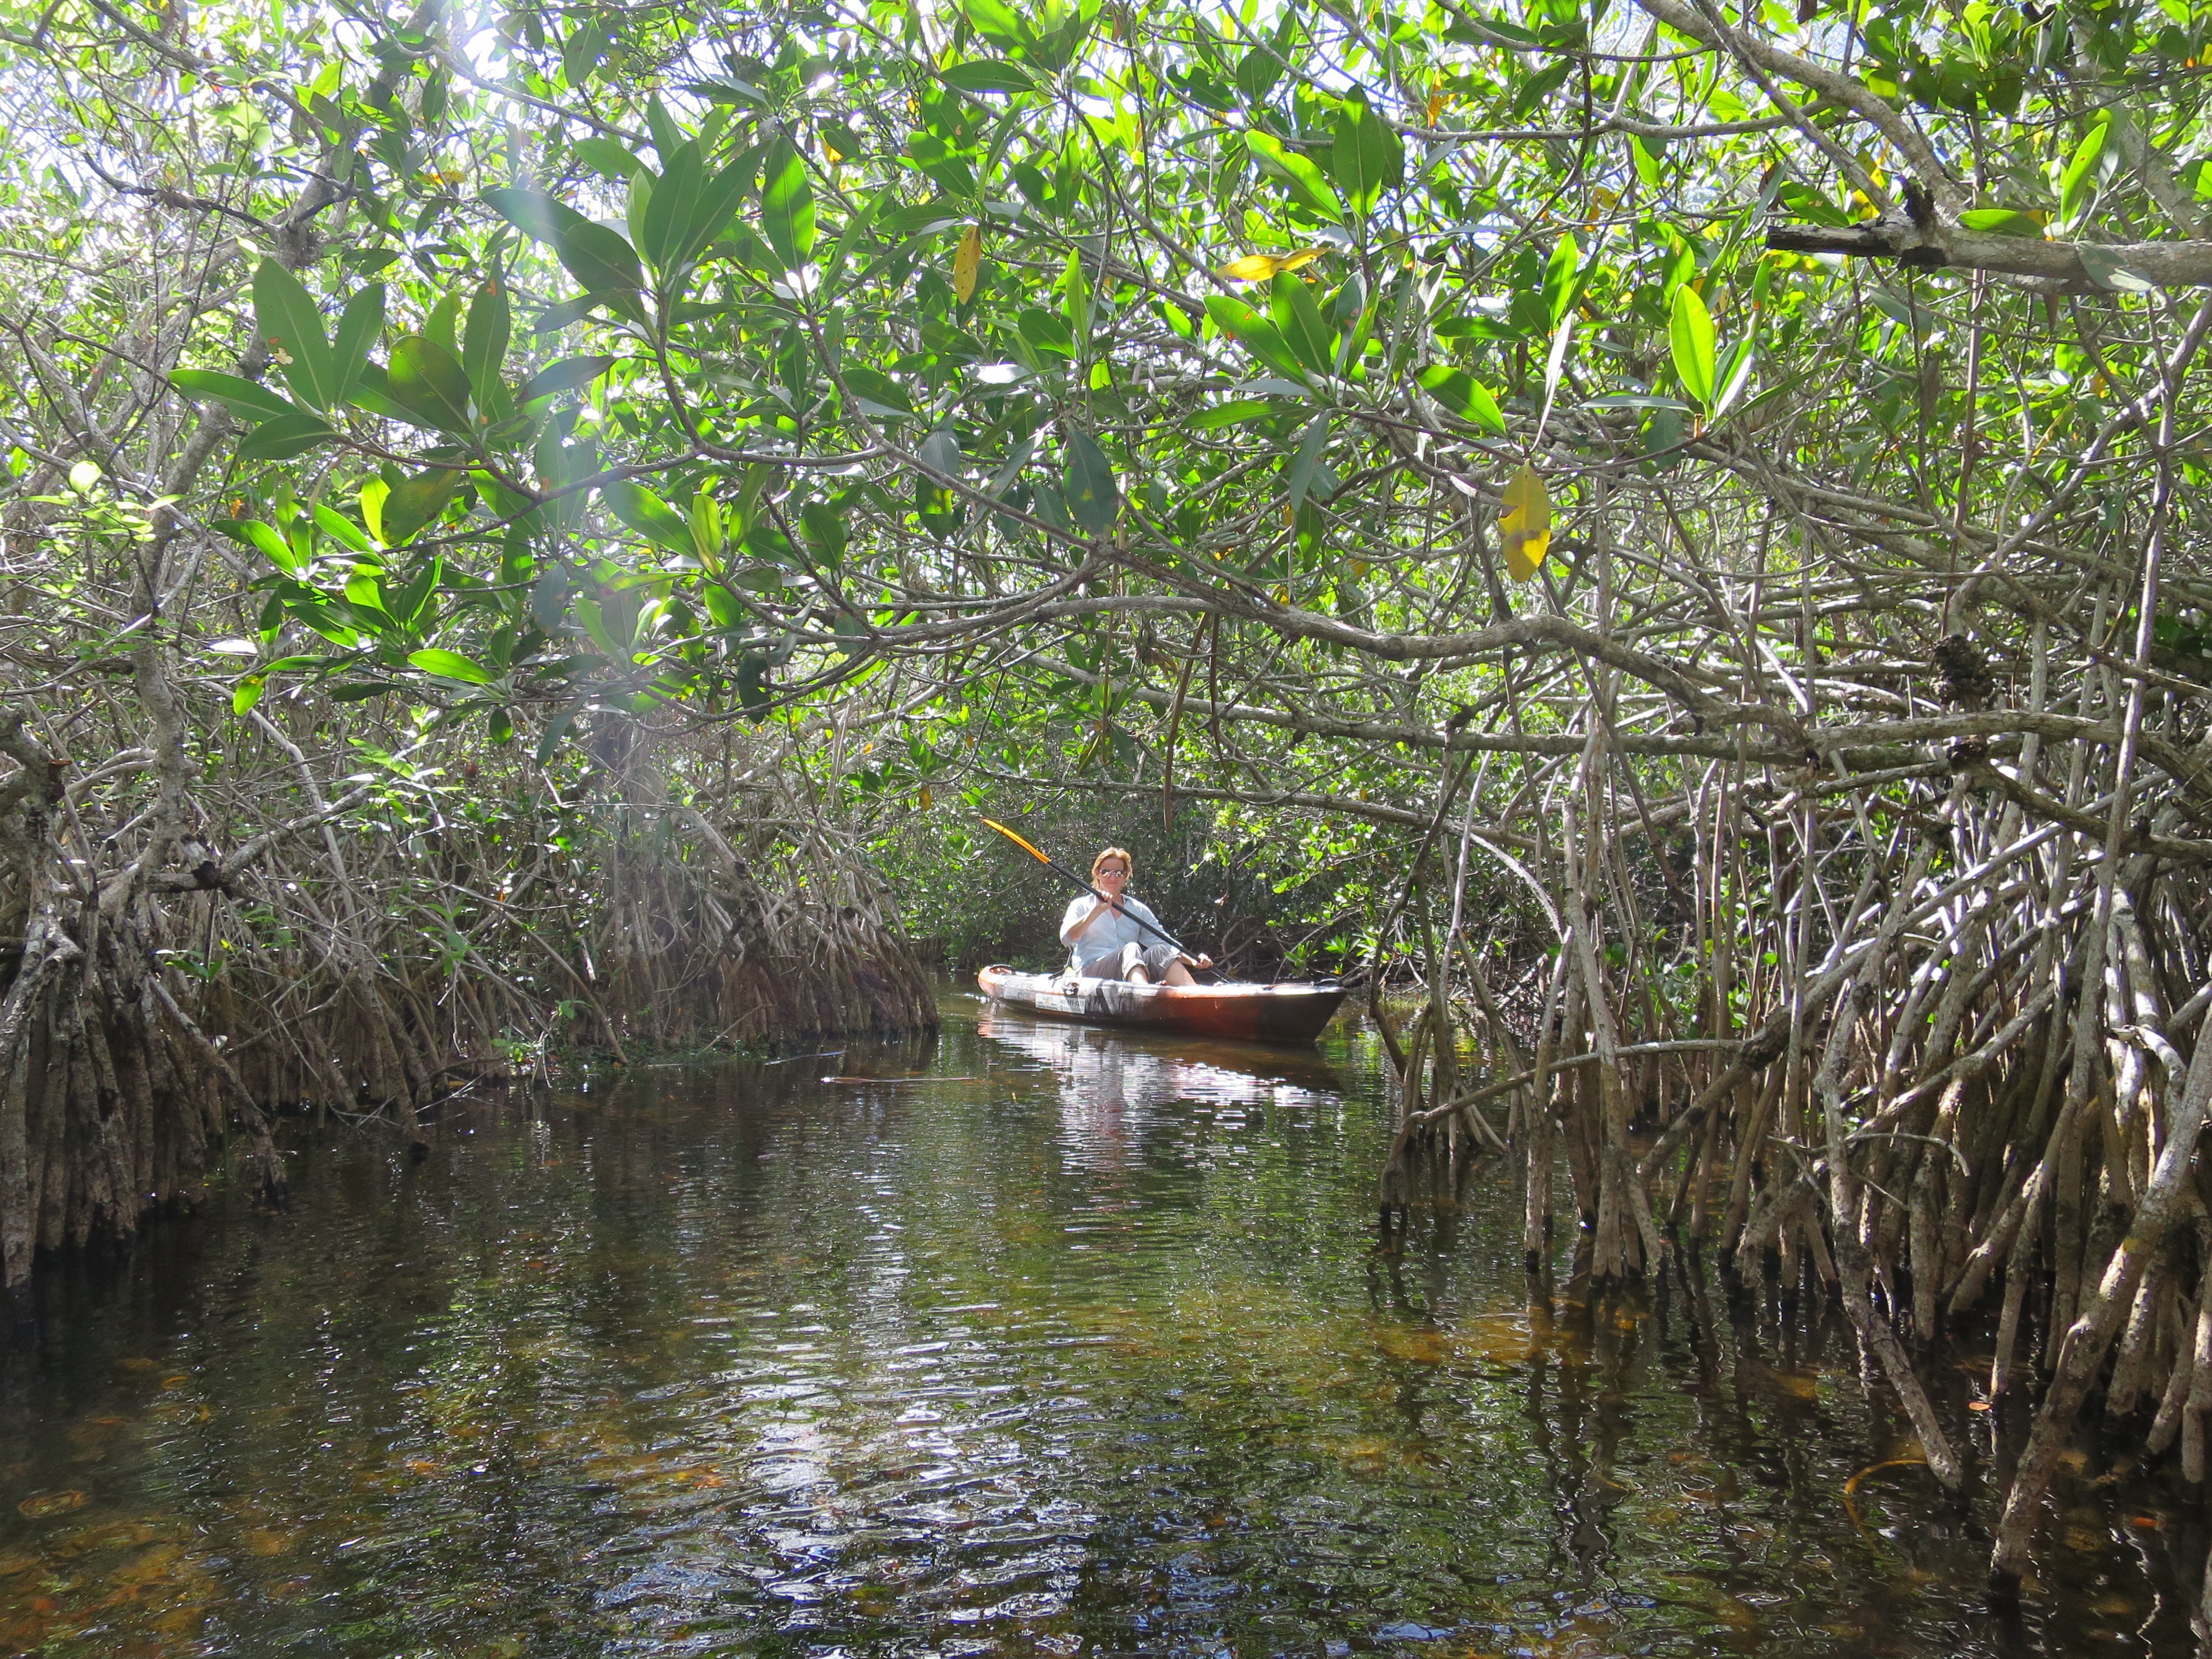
0,989,2194,1658
976,1005,1344,1175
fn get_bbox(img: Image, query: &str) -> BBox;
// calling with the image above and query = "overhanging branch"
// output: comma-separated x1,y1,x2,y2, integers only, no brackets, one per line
1768,218,2212,288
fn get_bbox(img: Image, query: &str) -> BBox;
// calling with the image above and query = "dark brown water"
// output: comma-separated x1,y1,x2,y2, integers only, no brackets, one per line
0,988,2198,1656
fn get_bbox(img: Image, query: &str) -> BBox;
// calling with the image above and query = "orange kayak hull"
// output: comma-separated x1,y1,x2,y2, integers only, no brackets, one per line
976,966,1347,1046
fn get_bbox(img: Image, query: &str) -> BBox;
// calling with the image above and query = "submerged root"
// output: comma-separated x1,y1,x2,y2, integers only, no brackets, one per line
0,709,935,1290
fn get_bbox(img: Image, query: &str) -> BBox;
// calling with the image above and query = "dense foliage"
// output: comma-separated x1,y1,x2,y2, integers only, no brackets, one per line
6,0,2212,1614
13,0,2205,826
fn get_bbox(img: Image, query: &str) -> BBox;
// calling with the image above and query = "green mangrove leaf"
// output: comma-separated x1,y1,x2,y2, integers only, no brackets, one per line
1062,430,1119,535
1670,285,1717,409
252,259,340,410
408,648,494,684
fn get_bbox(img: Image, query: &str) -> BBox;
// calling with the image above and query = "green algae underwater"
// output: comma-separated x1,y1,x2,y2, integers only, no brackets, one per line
0,988,2195,1657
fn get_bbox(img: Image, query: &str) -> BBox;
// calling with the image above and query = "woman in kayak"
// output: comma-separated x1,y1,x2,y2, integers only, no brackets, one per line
1061,847,1212,984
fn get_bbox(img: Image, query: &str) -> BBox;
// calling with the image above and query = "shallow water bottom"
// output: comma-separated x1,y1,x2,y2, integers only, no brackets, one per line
0,990,2198,1656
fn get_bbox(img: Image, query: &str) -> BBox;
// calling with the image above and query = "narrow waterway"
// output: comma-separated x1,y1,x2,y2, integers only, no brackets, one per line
0,987,2198,1656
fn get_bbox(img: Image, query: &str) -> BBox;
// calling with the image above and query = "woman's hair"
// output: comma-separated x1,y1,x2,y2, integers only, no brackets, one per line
1091,846,1134,880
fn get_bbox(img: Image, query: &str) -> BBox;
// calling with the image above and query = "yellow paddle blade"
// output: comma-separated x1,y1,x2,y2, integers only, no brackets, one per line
978,816,1052,866
952,223,982,303
1498,463,1552,581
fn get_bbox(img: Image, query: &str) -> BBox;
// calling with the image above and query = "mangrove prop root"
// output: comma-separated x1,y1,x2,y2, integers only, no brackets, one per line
1359,564,2212,1598
0,699,936,1291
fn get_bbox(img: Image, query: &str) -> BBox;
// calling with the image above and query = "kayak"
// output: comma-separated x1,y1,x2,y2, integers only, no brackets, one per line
976,965,1348,1046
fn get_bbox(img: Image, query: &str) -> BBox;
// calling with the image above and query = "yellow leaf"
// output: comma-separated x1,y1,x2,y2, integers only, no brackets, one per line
1426,88,1447,125
1217,247,1327,281
1220,253,1282,281
953,223,982,304
919,785,932,811
1498,464,1551,581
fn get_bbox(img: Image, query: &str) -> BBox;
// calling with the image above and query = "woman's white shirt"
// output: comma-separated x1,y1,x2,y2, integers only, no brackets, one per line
1059,893,1165,973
